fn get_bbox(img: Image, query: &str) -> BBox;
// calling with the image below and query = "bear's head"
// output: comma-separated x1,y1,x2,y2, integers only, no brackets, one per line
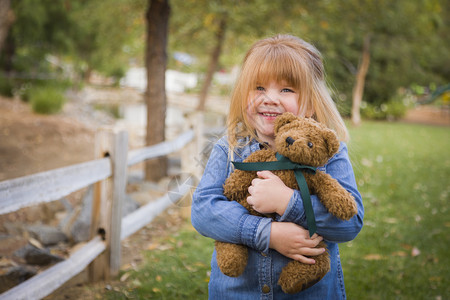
273,112,340,167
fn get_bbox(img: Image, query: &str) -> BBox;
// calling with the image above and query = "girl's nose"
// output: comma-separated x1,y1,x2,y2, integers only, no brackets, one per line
262,90,280,104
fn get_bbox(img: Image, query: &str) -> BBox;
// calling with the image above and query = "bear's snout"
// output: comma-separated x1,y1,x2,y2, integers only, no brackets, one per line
286,136,295,146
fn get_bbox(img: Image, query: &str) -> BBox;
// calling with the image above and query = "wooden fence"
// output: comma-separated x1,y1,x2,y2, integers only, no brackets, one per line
0,113,204,300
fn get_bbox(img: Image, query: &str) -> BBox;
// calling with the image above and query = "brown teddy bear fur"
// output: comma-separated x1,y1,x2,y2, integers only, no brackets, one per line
215,112,358,294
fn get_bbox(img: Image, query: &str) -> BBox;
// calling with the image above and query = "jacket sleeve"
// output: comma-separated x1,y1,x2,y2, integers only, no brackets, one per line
191,140,272,252
278,142,364,243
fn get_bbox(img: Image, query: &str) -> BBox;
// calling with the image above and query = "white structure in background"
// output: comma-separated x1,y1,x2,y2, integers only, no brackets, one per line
166,70,198,93
120,67,198,93
215,65,240,86
120,67,147,92
120,65,239,94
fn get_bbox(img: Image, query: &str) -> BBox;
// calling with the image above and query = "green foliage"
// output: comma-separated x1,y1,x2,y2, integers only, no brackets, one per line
169,0,448,112
93,103,122,119
29,85,66,114
343,121,449,299
360,91,414,120
1,0,145,84
18,79,72,102
289,0,449,108
1,0,448,113
0,75,14,97
68,0,145,78
168,0,292,72
3,0,73,73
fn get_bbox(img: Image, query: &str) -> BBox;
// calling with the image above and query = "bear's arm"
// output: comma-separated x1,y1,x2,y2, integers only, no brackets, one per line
307,171,357,221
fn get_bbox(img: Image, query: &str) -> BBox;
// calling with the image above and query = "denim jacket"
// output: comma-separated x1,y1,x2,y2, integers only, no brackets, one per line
191,136,364,300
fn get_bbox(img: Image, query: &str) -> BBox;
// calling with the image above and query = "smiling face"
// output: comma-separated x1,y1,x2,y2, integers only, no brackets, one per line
246,80,300,147
227,35,326,148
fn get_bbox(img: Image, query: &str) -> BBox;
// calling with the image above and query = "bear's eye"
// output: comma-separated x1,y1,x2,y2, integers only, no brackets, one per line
307,142,313,148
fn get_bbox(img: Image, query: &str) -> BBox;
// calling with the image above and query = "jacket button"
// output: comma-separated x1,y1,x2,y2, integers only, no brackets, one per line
262,284,270,294
261,252,267,257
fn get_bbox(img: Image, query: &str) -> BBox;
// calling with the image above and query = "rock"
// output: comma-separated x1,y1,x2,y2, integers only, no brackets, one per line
14,244,64,266
70,186,93,243
69,185,140,243
123,195,140,217
0,235,28,257
3,222,26,236
27,224,68,246
70,215,91,243
0,265,37,293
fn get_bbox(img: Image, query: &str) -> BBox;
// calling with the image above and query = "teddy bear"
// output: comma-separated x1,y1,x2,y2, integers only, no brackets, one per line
215,112,358,294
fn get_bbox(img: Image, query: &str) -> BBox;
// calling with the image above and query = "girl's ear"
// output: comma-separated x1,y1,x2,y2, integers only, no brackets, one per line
305,106,315,118
274,112,298,134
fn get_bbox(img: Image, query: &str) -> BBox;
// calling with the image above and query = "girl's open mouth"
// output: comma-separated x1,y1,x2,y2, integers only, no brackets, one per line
260,112,279,117
259,112,281,120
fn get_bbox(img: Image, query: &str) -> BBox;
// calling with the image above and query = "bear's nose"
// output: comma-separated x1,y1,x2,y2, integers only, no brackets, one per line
286,136,295,146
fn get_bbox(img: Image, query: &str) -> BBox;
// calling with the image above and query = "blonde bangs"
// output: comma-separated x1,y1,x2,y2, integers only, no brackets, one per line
243,45,308,92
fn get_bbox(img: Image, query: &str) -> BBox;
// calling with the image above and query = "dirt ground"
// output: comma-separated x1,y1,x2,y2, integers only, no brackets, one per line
0,97,96,182
402,104,450,127
0,93,448,299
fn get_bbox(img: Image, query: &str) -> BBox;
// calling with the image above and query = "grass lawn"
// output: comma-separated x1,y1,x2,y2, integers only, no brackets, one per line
106,225,213,300
342,121,449,299
107,121,449,299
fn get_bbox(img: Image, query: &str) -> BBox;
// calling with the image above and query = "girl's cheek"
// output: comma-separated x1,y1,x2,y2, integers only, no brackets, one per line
248,91,263,107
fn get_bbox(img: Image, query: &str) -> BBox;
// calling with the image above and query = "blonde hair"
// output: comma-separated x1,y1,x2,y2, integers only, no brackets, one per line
227,34,349,151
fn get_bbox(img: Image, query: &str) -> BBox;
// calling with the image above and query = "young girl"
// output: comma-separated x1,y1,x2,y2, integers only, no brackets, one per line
191,34,364,299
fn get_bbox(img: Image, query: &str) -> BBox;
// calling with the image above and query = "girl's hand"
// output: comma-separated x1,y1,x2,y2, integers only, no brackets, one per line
269,222,325,264
247,171,293,216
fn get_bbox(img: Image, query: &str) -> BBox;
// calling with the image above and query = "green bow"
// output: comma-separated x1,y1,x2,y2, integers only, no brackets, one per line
232,153,317,237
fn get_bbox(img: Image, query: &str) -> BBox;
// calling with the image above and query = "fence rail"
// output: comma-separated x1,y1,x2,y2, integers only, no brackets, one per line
0,158,111,215
0,237,106,300
127,130,195,166
0,118,201,300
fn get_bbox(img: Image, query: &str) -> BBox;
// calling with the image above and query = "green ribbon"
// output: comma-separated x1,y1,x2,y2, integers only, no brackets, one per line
232,153,317,237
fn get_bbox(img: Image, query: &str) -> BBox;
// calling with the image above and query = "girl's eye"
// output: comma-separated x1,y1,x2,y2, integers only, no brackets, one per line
281,88,295,93
256,86,265,91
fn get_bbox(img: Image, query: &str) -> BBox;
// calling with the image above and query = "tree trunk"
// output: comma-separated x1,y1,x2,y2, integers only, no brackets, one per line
145,0,170,181
0,0,13,54
351,34,371,126
196,16,227,111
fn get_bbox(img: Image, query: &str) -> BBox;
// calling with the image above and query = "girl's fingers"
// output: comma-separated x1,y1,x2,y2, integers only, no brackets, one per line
292,255,316,265
297,247,326,257
310,233,320,239
301,236,323,247
251,178,262,186
256,170,275,179
289,247,326,264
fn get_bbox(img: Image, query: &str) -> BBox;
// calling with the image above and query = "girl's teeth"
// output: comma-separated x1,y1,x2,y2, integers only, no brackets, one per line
262,113,278,117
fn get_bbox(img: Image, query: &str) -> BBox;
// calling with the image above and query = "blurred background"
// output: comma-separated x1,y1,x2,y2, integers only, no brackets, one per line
0,0,448,299
1,0,448,122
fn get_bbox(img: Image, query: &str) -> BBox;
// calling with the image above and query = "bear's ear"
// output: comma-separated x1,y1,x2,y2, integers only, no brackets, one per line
323,129,340,157
274,112,298,134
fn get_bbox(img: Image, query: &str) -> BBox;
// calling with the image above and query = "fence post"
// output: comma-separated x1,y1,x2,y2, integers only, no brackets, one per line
110,129,128,277
89,128,128,281
182,111,204,181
